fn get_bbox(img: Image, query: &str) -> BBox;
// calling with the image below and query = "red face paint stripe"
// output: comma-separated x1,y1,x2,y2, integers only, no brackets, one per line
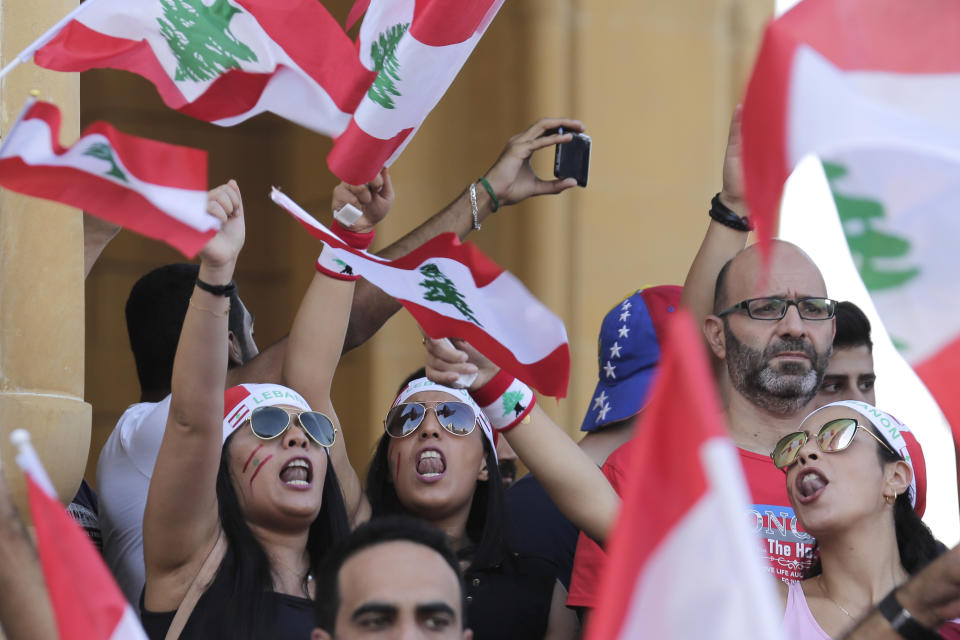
248,454,273,490
242,445,263,474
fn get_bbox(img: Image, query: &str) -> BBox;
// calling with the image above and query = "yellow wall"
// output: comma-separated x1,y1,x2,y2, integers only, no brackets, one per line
80,0,773,487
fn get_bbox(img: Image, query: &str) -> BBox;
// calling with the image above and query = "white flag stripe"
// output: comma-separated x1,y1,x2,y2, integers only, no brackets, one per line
356,0,414,70
327,246,567,364
109,605,149,640
12,432,57,499
787,46,960,167
352,35,481,140
74,0,352,133
0,118,214,231
620,486,784,639
701,439,785,635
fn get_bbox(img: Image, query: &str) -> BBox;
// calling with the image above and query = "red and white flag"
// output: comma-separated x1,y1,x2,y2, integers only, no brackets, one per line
12,430,147,639
741,0,960,444
33,0,374,137
0,99,217,257
585,310,783,640
271,188,570,398
327,0,505,184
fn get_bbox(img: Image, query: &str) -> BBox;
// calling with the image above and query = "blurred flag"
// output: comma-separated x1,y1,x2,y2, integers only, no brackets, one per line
0,98,216,257
741,0,960,448
272,188,570,398
327,0,505,183
33,0,374,137
585,310,783,640
13,430,147,639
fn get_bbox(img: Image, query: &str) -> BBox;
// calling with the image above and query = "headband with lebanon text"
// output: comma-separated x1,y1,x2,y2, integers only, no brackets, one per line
222,383,312,444
799,400,926,516
392,377,497,462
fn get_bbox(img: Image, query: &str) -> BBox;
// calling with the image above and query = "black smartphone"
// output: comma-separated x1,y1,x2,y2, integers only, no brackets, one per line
551,127,591,187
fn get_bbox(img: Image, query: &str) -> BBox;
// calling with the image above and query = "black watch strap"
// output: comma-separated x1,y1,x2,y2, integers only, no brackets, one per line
878,590,942,640
195,278,237,297
708,193,753,232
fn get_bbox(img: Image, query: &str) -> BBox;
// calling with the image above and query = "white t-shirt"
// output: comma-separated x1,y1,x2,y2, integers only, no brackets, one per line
97,395,170,606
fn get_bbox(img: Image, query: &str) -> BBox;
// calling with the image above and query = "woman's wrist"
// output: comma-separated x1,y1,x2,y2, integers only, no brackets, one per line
471,371,536,433
197,260,236,287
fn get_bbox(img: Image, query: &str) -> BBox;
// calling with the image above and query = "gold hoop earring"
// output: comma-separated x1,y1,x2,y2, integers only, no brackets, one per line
885,493,897,505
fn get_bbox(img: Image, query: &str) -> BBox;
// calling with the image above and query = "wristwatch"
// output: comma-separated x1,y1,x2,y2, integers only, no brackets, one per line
878,590,942,640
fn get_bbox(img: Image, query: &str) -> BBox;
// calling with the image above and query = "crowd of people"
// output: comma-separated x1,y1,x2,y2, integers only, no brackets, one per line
4,111,960,640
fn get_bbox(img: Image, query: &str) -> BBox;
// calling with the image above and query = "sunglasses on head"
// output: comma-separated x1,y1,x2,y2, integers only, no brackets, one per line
249,405,336,448
384,401,478,438
771,417,896,470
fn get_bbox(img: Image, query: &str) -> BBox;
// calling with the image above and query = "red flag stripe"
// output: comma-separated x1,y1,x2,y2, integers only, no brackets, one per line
410,0,501,46
327,120,413,186
21,102,207,190
0,159,215,258
26,475,130,638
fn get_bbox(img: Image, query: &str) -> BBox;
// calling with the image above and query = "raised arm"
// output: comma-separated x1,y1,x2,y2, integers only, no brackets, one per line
424,337,619,544
282,173,393,527
681,106,750,324
143,181,244,609
343,118,584,351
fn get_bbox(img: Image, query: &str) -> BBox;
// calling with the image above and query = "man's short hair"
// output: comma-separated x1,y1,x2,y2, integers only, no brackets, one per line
125,263,244,394
313,516,464,633
833,300,872,351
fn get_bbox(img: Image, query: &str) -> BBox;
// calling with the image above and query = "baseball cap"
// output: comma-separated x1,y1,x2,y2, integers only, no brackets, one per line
580,285,681,432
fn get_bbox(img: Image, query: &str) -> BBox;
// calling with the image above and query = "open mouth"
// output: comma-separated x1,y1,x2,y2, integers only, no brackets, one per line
279,457,313,488
416,448,447,479
795,468,828,504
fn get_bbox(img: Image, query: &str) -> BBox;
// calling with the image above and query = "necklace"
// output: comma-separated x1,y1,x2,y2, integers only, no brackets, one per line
818,575,856,621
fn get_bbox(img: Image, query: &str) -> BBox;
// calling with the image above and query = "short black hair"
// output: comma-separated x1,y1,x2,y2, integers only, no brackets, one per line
125,263,245,395
313,516,465,633
833,300,872,351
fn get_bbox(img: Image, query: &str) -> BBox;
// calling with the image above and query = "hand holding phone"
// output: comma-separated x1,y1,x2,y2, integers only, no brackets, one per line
550,127,591,187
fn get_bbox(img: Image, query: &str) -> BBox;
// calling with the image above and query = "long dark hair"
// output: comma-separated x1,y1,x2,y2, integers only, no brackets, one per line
804,424,940,578
365,431,507,570
202,434,350,640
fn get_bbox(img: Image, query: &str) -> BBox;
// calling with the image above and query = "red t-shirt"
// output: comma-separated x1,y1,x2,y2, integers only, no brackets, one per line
566,442,813,608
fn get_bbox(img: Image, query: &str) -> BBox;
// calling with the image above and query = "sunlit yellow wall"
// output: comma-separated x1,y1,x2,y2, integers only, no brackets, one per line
80,0,773,486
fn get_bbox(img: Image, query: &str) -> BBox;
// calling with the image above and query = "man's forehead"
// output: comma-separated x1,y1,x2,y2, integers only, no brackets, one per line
726,242,827,300
339,541,461,610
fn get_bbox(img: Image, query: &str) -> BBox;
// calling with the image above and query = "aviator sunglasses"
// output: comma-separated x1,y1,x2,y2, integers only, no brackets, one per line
249,405,337,448
771,417,896,470
384,401,478,438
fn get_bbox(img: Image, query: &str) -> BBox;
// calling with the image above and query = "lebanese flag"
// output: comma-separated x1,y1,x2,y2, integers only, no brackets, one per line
33,0,374,136
741,0,960,444
0,99,217,257
585,310,783,640
12,430,148,639
327,0,505,184
271,188,570,398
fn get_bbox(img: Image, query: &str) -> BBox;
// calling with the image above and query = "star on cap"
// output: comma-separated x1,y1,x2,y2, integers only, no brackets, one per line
603,361,616,379
619,310,631,322
609,342,622,359
621,300,632,310
596,402,612,422
592,390,608,410
618,325,630,338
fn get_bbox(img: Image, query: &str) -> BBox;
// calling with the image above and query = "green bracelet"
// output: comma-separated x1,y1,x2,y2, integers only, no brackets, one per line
477,177,499,212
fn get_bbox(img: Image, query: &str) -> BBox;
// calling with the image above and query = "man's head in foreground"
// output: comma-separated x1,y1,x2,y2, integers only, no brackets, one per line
313,516,472,640
705,241,836,415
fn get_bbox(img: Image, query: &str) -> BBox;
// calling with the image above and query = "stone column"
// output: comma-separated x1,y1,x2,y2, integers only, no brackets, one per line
0,0,89,515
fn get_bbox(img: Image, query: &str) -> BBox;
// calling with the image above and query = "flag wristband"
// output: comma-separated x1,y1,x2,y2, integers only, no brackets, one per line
708,193,753,232
878,590,942,640
331,221,375,250
316,246,360,281
471,370,536,433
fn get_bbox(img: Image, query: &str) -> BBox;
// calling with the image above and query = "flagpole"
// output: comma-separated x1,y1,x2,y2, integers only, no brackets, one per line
0,0,103,81
10,429,58,498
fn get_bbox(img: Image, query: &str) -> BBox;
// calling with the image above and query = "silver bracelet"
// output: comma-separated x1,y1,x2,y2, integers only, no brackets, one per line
469,182,482,231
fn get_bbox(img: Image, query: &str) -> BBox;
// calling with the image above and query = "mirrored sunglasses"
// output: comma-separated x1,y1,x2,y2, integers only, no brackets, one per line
771,417,895,470
249,405,336,448
384,401,477,438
